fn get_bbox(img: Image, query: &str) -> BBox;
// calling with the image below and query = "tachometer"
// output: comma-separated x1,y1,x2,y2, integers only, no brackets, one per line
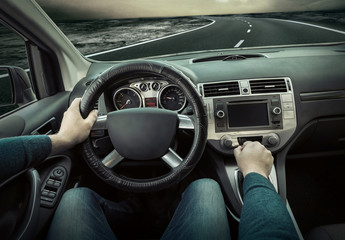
113,88,142,110
159,85,186,111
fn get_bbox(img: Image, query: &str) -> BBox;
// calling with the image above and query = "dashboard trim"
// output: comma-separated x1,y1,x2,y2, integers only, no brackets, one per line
300,90,345,101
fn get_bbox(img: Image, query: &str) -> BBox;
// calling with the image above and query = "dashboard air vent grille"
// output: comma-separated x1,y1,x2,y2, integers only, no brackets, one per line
250,79,287,94
203,82,240,97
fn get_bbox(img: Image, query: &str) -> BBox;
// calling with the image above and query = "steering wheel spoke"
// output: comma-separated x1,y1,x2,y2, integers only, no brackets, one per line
161,148,183,168
102,149,124,169
91,115,107,131
178,114,194,130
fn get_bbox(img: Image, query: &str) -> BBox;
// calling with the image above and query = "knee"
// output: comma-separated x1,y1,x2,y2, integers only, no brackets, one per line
58,187,96,210
185,178,222,199
62,187,93,200
190,178,221,191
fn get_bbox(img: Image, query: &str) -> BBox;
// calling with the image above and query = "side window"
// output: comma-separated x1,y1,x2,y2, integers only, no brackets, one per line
0,69,16,115
0,21,36,117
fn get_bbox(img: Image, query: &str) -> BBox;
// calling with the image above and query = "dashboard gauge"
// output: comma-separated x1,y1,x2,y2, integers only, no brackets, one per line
159,85,186,111
113,88,142,110
139,83,148,92
151,82,160,91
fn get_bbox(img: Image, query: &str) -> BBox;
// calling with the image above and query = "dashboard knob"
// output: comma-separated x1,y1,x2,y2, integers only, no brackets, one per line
216,110,225,119
271,107,282,115
220,135,233,149
267,135,279,146
223,139,233,148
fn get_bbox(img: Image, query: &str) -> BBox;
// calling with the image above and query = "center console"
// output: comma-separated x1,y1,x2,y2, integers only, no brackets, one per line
198,77,297,218
198,77,297,154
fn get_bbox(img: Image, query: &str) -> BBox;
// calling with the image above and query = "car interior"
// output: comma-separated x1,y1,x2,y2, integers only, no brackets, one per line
1,0,345,239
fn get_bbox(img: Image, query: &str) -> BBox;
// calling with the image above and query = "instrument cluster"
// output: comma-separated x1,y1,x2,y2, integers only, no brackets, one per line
112,78,187,112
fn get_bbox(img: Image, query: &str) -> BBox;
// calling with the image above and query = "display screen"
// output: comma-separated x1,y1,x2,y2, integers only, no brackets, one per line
145,97,157,107
227,103,269,127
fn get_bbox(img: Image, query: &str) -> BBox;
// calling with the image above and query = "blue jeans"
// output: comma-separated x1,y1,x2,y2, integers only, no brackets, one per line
46,178,231,240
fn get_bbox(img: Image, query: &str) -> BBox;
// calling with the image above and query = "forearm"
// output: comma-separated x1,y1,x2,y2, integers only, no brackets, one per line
49,134,76,156
0,135,51,182
239,173,299,240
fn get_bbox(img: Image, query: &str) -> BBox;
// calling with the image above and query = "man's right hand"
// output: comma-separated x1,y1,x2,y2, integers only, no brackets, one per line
234,141,274,178
49,98,98,155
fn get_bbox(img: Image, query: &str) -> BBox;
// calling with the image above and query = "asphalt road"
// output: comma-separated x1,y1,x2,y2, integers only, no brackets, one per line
90,17,345,61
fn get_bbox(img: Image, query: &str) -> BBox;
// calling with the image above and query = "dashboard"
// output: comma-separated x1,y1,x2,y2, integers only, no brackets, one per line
72,42,345,156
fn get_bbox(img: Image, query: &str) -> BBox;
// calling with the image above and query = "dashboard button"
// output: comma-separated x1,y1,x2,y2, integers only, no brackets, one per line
271,107,282,115
283,111,294,119
281,94,293,102
216,103,224,110
53,169,64,178
216,110,225,119
283,103,293,110
217,122,225,128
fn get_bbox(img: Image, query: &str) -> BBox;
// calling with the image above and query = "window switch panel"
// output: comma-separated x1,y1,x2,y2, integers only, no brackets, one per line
40,166,67,208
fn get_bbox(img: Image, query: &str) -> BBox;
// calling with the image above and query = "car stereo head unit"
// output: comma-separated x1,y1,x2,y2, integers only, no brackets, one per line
199,77,297,153
214,94,283,132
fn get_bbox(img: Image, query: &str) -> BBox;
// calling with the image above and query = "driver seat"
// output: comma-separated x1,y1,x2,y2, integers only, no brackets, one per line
306,223,345,240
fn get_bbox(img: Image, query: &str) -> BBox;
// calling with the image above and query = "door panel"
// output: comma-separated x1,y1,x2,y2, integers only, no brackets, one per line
0,92,70,138
0,91,70,240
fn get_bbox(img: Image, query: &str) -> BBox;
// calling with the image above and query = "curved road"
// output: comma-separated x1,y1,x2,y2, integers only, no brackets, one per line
90,17,345,61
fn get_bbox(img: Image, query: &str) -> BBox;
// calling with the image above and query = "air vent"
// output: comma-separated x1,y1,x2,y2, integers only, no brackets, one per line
193,54,265,63
203,82,240,97
250,79,287,94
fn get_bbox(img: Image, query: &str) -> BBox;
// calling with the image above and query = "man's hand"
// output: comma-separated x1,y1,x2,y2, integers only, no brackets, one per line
234,141,274,178
49,98,98,155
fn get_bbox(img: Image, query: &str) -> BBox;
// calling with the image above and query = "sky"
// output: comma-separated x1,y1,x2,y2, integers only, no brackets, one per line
37,0,345,20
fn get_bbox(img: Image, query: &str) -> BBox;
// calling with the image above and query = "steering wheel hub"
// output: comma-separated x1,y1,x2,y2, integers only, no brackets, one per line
107,108,177,160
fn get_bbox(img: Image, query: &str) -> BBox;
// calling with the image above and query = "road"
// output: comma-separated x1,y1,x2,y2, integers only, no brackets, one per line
90,17,345,61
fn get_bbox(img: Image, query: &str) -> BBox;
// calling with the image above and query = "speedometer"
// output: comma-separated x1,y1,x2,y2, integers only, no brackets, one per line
159,85,186,111
113,88,142,110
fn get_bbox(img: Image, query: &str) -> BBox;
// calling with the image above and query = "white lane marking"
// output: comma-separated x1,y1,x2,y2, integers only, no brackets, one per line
234,39,245,48
249,25,252,27
272,19,345,35
86,19,216,58
247,29,251,33
0,73,9,78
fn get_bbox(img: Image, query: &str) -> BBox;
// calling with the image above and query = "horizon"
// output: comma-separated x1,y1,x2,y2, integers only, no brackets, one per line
52,9,345,23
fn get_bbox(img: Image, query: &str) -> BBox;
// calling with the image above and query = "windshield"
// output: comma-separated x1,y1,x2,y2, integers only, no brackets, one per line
37,0,345,61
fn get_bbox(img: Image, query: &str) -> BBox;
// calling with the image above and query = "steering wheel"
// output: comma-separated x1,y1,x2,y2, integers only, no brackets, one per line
80,61,207,192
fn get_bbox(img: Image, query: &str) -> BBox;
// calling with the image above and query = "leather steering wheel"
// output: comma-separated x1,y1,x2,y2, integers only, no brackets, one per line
80,60,207,192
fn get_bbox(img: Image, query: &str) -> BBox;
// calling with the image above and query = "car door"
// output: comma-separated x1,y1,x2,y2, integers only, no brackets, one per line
0,19,71,239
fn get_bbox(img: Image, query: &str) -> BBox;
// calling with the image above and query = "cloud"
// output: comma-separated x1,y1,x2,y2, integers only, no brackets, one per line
36,0,345,20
